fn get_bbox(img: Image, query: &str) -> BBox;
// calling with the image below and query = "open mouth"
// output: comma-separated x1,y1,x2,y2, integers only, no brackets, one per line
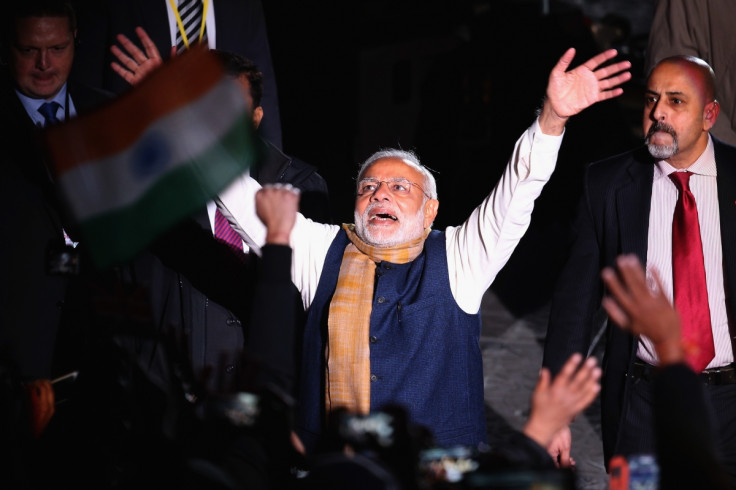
371,213,397,221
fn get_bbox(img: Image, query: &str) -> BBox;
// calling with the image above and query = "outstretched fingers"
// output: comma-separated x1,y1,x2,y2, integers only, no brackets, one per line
601,263,635,328
598,72,632,95
109,26,165,86
552,47,577,74
110,61,132,84
584,51,632,97
601,255,652,326
113,33,147,66
601,266,632,307
602,295,629,328
617,255,656,297
595,60,632,80
582,48,619,71
135,26,160,58
556,354,601,411
557,352,583,381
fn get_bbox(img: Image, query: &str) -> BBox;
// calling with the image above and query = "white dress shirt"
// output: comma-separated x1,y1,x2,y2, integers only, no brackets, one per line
16,83,77,127
641,135,734,368
217,118,563,313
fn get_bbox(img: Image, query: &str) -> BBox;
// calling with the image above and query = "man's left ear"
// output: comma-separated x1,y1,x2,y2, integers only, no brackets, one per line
704,100,720,129
423,199,439,229
252,106,263,130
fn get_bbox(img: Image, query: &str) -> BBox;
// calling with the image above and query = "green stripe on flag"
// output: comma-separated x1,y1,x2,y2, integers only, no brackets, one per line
81,115,257,268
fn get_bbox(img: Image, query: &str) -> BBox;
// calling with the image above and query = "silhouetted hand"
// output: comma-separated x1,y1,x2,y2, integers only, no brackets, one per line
546,426,573,469
523,353,600,466
602,254,684,365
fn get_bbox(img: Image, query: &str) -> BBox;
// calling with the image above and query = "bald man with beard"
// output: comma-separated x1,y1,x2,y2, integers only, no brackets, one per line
544,56,736,483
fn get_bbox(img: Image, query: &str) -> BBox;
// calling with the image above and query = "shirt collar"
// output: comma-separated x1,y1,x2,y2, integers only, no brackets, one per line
15,83,70,127
653,134,717,180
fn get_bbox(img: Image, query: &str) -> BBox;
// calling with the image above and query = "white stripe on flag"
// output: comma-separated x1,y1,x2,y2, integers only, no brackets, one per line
59,77,247,221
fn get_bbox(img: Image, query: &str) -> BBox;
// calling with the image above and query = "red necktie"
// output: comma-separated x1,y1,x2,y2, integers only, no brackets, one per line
669,171,715,372
214,208,244,255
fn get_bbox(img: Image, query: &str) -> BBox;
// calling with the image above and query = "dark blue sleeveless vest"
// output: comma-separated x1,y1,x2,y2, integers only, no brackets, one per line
296,229,487,452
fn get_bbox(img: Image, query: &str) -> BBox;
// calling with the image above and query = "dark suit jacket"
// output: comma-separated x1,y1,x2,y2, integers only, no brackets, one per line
71,0,283,148
0,72,109,380
542,138,736,463
250,136,332,224
136,135,330,393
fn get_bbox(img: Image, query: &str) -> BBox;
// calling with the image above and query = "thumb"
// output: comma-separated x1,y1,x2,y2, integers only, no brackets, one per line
553,47,576,74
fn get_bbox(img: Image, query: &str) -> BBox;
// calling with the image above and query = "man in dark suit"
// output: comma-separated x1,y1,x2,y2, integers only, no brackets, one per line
0,2,115,486
0,0,109,382
70,0,283,148
103,34,332,392
601,255,731,490
543,55,736,481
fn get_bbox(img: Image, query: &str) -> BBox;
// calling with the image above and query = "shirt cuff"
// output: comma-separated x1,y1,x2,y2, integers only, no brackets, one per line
530,117,565,153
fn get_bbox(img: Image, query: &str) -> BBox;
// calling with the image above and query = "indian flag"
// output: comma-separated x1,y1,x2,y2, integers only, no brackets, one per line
44,47,256,269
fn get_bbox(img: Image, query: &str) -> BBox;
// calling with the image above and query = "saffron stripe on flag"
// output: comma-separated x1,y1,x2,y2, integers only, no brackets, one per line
45,46,227,171
58,76,247,221
43,47,257,269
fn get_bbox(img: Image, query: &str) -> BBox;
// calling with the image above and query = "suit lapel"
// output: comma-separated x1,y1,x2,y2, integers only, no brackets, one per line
616,150,654,264
714,139,736,354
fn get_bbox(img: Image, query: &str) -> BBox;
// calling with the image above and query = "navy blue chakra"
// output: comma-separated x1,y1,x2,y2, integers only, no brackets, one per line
131,131,172,178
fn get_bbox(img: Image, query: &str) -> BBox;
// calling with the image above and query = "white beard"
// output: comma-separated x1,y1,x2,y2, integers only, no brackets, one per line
647,141,678,160
354,203,426,248
645,123,679,160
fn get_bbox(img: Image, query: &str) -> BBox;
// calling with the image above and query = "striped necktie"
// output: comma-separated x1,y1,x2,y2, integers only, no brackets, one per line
38,101,61,127
214,208,244,255
175,0,207,54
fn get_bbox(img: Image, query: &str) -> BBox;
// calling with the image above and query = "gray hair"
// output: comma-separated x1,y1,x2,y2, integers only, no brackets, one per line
356,149,438,200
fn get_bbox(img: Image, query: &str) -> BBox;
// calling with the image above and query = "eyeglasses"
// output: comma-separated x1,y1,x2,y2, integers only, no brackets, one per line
356,178,430,198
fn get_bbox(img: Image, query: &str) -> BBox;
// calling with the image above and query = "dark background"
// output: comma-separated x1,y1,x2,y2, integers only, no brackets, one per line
264,0,654,312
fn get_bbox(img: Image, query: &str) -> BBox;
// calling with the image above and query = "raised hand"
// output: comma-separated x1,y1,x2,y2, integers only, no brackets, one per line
547,426,573,469
110,26,176,86
255,183,300,245
601,254,684,365
523,353,601,464
540,48,631,134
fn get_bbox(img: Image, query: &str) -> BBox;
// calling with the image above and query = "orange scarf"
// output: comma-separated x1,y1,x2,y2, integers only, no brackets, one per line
326,224,428,415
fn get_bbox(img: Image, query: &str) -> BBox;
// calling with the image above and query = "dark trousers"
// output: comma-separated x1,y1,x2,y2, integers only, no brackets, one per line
616,372,736,485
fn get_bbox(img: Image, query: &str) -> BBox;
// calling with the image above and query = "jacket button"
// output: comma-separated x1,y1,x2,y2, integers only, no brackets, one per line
369,336,377,344
370,374,377,382
377,296,386,304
